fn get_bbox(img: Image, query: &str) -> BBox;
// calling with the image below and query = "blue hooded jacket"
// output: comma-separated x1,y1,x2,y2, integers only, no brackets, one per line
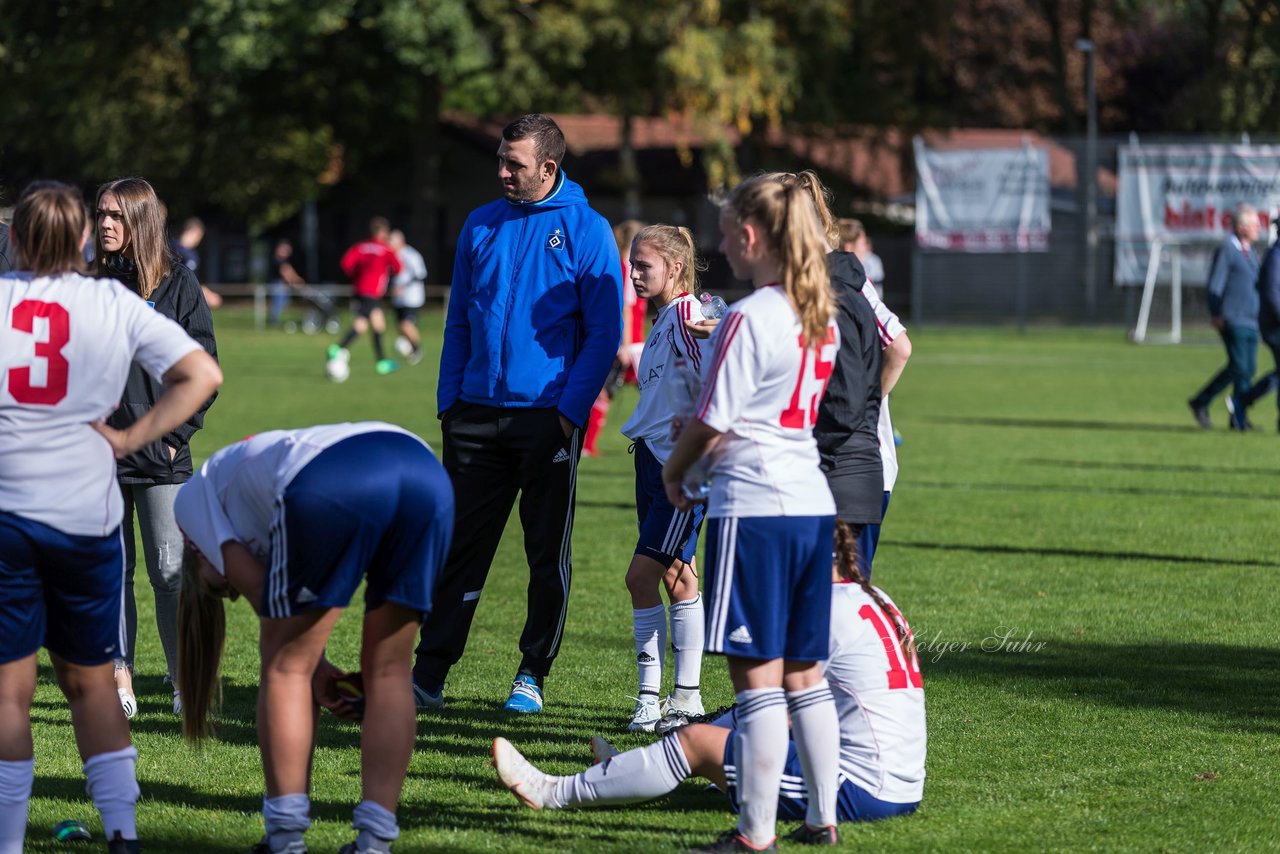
438,171,623,427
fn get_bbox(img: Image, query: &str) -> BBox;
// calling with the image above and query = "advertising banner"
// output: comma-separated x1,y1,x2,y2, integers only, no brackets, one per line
914,139,1051,252
1115,144,1280,285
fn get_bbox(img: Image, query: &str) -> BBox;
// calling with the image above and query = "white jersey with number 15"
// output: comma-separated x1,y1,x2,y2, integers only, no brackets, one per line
695,284,838,519
0,272,202,536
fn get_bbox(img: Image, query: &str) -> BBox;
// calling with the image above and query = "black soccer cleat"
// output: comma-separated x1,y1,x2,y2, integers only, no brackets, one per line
686,828,776,852
107,832,142,854
784,822,842,846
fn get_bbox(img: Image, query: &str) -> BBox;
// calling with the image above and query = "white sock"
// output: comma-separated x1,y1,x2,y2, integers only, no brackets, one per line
632,604,666,695
0,757,34,854
552,734,690,808
787,682,840,828
83,746,140,842
668,595,704,694
263,793,311,851
352,799,398,851
732,688,787,848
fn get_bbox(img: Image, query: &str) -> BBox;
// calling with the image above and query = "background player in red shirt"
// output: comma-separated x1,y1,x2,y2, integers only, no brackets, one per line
328,217,402,378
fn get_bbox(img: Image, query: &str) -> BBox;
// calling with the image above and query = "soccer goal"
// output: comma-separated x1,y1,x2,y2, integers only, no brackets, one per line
1131,238,1185,344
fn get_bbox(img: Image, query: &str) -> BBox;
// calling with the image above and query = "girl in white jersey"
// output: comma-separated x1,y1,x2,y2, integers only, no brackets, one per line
659,176,842,852
0,181,222,854
491,520,925,829
617,226,713,732
174,423,454,854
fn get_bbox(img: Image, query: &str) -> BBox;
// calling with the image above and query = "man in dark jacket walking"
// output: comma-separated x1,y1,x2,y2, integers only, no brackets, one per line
1189,205,1261,430
1233,237,1280,429
412,114,622,714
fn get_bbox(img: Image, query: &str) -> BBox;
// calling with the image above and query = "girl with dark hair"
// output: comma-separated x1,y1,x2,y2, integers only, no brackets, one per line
94,177,219,718
660,175,842,852
173,423,454,854
0,180,222,853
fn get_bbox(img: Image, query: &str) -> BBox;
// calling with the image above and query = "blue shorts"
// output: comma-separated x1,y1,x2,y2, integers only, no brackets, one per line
0,511,126,666
704,515,835,661
633,439,704,566
723,733,919,823
857,492,892,581
262,431,454,620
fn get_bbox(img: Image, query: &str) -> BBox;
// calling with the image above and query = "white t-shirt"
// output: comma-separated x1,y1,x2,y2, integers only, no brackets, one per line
695,285,838,518
860,283,905,492
621,293,712,464
392,245,428,309
0,272,202,536
173,422,423,575
825,582,926,803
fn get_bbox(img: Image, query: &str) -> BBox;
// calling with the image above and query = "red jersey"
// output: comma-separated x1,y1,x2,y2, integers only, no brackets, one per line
340,238,402,298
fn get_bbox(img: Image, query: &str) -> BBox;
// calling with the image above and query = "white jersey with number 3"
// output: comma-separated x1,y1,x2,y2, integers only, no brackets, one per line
695,284,838,518
0,272,202,536
825,582,926,803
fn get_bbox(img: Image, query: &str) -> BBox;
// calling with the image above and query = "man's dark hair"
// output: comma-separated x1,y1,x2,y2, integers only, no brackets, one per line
503,113,566,166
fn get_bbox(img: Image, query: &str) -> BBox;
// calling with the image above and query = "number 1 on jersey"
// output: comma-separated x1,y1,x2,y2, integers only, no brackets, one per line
859,603,923,690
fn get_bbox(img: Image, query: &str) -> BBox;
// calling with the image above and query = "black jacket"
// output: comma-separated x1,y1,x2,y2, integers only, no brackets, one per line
0,223,12,275
104,258,219,484
815,251,882,460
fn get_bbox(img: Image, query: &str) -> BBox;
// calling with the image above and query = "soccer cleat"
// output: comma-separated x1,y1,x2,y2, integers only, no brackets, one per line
412,680,444,711
492,737,556,810
502,674,543,714
327,344,349,362
656,703,734,735
245,838,307,854
107,832,142,854
627,694,663,732
784,823,842,846
117,688,137,720
687,828,777,852
589,734,620,765
375,358,399,375
337,839,392,854
1189,401,1212,429
407,348,424,366
172,691,183,715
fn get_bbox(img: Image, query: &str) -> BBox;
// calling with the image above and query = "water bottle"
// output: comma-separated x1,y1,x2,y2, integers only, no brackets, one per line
699,293,728,320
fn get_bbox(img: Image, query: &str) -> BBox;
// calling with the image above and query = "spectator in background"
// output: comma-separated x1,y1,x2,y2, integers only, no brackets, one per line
1233,235,1280,430
1189,204,1261,430
412,113,622,715
170,215,220,309
387,229,427,365
94,177,220,719
267,238,306,327
838,218,884,297
328,216,402,377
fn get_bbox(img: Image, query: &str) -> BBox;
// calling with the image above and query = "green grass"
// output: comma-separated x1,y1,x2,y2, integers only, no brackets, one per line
24,311,1280,852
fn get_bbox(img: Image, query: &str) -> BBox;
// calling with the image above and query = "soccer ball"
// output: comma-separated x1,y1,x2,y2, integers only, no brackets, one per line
394,336,413,358
325,356,350,383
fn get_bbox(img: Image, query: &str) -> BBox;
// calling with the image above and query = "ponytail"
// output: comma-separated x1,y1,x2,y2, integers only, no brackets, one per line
723,175,834,349
834,520,915,658
177,545,226,743
791,171,839,250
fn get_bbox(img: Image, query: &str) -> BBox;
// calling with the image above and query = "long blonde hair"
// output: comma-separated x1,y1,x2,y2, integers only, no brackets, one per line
94,177,174,300
176,546,226,743
723,175,835,348
774,170,840,250
632,224,705,299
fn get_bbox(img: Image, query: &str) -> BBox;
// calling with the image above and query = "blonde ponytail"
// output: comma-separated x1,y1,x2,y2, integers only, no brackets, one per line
176,546,226,743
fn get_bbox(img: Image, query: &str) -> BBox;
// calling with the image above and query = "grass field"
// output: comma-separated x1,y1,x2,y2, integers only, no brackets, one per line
23,309,1280,852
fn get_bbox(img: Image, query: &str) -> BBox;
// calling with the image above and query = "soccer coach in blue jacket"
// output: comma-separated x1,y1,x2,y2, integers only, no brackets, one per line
413,114,623,713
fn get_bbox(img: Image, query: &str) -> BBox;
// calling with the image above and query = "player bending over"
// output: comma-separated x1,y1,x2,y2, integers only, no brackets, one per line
493,521,925,844
174,423,453,854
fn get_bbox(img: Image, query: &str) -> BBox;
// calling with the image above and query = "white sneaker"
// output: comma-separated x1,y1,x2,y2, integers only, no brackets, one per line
654,691,706,735
491,737,556,810
589,735,620,765
117,688,137,720
627,694,663,732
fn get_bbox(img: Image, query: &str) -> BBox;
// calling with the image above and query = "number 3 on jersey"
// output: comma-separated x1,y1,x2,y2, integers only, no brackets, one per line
8,300,71,405
779,327,836,429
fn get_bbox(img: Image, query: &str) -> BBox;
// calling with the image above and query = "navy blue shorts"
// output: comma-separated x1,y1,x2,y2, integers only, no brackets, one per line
0,511,125,666
633,439,705,566
704,515,835,661
723,732,919,823
262,431,454,620
856,491,892,581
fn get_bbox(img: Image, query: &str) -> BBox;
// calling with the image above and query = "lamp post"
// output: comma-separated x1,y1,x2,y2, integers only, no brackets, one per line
1076,38,1098,318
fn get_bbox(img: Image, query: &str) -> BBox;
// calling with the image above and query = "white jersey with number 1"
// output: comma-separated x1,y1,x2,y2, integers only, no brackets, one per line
0,272,202,536
695,284,838,518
